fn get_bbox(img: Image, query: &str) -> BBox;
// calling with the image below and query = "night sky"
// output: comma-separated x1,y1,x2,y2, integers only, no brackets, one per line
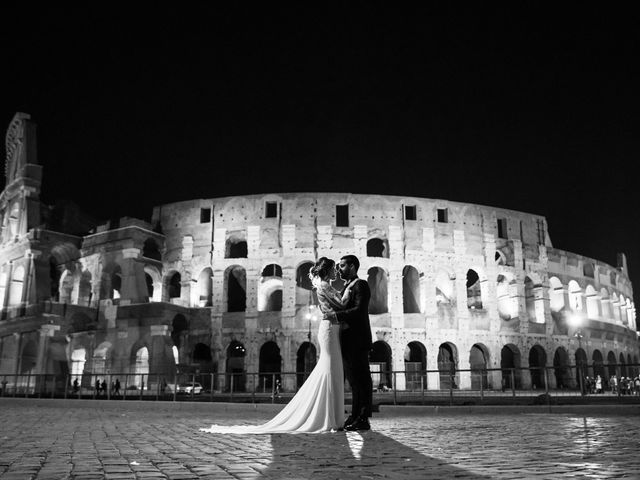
2,5,639,310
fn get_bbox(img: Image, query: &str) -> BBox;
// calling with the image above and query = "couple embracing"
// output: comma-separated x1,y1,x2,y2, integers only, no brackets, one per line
201,255,373,434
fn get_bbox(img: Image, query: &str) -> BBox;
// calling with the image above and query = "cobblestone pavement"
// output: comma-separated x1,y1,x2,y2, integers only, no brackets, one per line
1,399,639,479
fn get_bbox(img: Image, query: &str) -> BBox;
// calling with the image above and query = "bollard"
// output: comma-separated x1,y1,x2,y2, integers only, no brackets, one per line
421,375,425,405
511,369,516,398
449,372,454,406
480,370,484,402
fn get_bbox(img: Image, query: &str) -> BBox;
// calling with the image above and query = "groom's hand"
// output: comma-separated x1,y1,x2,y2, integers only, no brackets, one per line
323,311,339,324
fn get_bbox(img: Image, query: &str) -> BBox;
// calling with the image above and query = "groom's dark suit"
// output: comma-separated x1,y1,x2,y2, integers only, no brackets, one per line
336,277,373,419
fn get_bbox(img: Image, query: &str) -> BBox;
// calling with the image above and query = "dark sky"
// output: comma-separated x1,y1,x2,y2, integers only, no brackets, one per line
2,5,639,309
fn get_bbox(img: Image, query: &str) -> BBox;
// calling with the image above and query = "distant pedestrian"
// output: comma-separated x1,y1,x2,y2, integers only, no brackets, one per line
101,380,107,395
114,379,121,396
95,379,102,396
73,378,79,393
595,375,603,394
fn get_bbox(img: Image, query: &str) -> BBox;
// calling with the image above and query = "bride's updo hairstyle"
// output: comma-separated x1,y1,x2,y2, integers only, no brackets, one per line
308,257,335,282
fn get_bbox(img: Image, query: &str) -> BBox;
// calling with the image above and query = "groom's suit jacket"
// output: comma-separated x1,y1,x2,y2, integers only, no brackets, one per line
335,277,372,352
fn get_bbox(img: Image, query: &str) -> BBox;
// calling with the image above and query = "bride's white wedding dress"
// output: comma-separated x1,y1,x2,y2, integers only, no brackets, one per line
200,280,347,434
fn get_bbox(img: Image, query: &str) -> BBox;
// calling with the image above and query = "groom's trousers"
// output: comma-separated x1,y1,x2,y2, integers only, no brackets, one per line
343,349,373,418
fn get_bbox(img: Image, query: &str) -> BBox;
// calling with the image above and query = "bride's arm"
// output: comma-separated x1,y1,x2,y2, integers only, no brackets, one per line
317,284,348,312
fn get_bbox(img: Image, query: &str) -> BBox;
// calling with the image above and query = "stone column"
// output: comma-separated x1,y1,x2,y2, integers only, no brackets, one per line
119,248,148,304
388,225,403,261
353,225,367,258
391,332,406,390
149,325,174,388
316,225,333,256
458,348,471,390
281,266,296,330
426,346,440,390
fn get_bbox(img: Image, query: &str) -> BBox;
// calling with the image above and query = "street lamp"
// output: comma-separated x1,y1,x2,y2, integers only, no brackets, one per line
568,312,585,395
305,292,320,341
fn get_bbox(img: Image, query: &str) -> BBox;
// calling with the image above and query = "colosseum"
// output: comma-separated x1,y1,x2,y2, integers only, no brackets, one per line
0,112,637,396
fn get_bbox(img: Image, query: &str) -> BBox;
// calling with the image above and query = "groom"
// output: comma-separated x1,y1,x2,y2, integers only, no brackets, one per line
326,254,373,431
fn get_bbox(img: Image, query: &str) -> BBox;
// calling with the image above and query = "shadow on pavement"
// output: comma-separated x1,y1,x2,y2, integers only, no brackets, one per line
260,429,490,479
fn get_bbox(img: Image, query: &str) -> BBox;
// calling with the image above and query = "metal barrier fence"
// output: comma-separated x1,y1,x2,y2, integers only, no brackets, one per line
1,364,639,405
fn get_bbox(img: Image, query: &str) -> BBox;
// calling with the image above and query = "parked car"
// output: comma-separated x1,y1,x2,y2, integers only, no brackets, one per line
176,382,203,394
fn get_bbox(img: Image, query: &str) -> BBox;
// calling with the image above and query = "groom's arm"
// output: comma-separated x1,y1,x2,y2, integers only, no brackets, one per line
333,280,370,327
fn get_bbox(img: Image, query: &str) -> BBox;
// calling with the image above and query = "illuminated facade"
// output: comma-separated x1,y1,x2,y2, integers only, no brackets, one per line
0,113,637,394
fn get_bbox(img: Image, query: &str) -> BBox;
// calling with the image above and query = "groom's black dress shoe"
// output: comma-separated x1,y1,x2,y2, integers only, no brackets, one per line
342,415,356,430
344,418,370,431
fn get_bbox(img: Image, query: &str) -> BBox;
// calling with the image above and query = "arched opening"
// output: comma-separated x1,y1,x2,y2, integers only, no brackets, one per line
71,348,87,386
296,342,317,388
466,269,482,309
592,350,605,381
585,285,599,319
296,261,321,305
171,314,188,358
134,347,149,390
501,344,521,389
77,270,92,306
404,341,427,390
553,347,571,389
142,238,162,261
549,277,565,313
226,266,246,312
193,343,214,391
606,351,618,379
225,341,246,392
197,268,213,307
437,343,458,389
259,341,281,390
258,264,283,312
619,353,627,378
370,340,392,388
226,239,248,259
366,238,388,258
19,340,38,375
528,345,547,389
469,344,489,390
402,266,420,313
49,257,62,301
9,265,25,306
168,272,181,300
367,267,388,314
93,342,112,376
568,280,583,312
497,274,515,320
145,273,154,299
58,269,75,304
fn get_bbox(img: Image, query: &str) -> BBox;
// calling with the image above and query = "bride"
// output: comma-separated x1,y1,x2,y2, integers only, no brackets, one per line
200,257,350,434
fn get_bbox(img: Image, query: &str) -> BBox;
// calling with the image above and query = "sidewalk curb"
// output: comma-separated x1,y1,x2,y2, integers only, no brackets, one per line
378,404,640,415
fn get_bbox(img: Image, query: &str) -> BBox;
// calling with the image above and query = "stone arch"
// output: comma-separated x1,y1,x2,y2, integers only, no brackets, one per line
497,272,516,320
225,234,247,259
435,268,455,307
49,242,81,301
19,339,38,377
466,269,482,309
548,276,565,313
9,265,25,306
78,270,93,306
367,267,388,314
70,347,87,385
606,351,618,378
296,342,317,388
295,261,315,306
437,342,458,389
142,238,162,261
553,346,571,389
528,344,547,389
404,341,427,389
366,238,389,258
93,341,113,376
225,266,246,312
469,343,490,389
619,353,627,378
258,341,281,390
592,350,605,380
132,345,149,389
170,314,188,362
166,271,181,300
568,280,582,312
144,265,161,302
197,268,213,307
226,340,246,392
99,262,122,301
501,344,521,389
585,285,599,319
370,340,393,388
402,265,420,313
58,268,75,304
258,264,283,312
